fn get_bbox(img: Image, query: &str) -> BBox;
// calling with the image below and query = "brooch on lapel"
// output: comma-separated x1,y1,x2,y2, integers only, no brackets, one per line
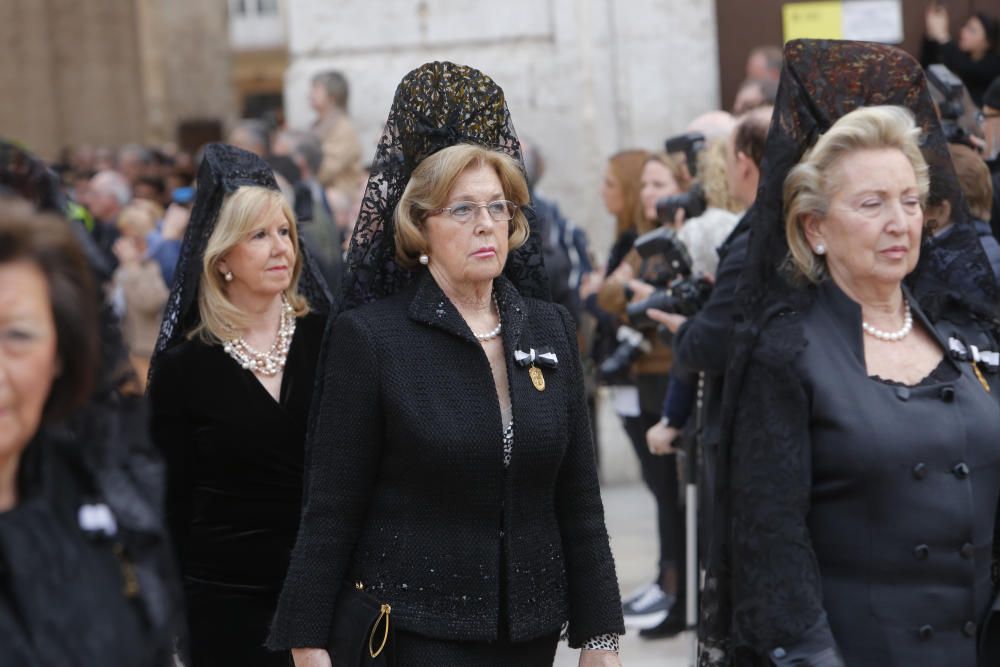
78,502,118,538
514,347,558,392
949,336,998,393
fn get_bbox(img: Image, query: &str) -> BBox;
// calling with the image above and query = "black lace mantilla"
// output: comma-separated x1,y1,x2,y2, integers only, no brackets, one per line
699,39,1000,667
339,61,548,314
147,143,331,388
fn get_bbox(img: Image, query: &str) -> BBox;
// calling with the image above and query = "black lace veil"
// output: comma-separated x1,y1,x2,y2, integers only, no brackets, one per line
699,39,998,665
339,61,548,313
737,40,997,324
147,143,331,387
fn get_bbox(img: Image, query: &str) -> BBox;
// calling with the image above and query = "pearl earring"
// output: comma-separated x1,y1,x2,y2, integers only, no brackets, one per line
419,254,429,266
224,271,234,282
815,244,826,256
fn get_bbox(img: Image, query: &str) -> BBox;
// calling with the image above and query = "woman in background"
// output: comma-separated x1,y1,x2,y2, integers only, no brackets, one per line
148,144,329,666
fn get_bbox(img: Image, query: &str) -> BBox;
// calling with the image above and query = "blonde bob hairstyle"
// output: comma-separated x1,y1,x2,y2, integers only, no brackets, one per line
394,144,531,269
192,185,309,344
783,105,930,283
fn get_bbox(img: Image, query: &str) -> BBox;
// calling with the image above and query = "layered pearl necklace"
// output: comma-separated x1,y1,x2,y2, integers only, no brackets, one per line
223,296,296,375
862,300,912,342
472,296,502,342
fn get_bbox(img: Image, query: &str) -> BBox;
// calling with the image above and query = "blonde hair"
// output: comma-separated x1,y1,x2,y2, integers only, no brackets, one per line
394,144,531,269
192,186,309,344
698,138,743,213
117,202,159,238
783,105,930,283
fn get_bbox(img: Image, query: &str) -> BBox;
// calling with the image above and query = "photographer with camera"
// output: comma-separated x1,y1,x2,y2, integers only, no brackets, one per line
594,151,691,633
645,107,771,531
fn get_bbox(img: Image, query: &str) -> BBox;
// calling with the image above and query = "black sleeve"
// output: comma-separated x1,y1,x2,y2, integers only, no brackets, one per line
673,229,748,375
554,306,626,646
729,352,843,665
146,350,196,561
267,312,385,650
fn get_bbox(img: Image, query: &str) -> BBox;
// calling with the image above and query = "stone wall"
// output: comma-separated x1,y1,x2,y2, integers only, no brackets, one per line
0,0,234,161
284,0,721,253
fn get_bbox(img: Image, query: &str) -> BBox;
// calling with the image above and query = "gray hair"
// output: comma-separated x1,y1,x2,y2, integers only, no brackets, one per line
229,120,270,155
118,143,152,165
283,129,323,175
91,170,132,206
311,70,350,110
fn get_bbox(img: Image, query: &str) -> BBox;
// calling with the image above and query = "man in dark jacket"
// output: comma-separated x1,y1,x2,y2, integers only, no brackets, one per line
640,107,768,638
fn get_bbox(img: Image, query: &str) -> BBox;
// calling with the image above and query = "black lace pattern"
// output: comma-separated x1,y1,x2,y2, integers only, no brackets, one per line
147,143,331,389
700,39,1000,666
339,61,548,315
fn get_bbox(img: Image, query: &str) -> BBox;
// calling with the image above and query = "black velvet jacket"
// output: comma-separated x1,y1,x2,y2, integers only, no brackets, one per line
268,271,624,649
148,312,325,591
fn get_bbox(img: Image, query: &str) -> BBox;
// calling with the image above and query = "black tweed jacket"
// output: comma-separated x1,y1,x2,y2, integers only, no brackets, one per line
268,271,624,649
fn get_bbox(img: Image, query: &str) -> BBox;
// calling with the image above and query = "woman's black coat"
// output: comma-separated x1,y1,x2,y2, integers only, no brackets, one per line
268,271,624,649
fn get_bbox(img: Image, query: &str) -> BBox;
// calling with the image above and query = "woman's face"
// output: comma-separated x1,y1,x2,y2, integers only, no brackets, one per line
423,164,511,289
601,168,625,217
959,16,990,56
639,160,680,222
0,261,60,466
219,203,296,301
804,148,923,292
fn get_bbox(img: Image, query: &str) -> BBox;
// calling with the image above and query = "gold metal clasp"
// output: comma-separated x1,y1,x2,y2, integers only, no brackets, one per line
973,362,991,393
112,543,140,598
369,603,391,658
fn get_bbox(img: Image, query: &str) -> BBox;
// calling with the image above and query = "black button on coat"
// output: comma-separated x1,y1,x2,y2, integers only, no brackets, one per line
729,279,1000,666
268,272,624,650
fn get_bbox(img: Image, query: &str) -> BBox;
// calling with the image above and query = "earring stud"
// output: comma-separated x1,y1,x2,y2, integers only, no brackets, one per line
419,254,429,266
815,244,826,256
224,271,234,282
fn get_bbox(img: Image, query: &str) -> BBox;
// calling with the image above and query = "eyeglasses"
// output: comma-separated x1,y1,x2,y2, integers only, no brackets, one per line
428,200,518,224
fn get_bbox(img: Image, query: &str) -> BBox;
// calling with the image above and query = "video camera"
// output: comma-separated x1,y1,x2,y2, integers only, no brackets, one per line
598,227,712,382
625,227,712,329
665,132,706,178
926,64,978,147
656,182,707,227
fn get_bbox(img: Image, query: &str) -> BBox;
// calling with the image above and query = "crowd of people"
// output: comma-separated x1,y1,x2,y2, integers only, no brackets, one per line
3,3,1000,666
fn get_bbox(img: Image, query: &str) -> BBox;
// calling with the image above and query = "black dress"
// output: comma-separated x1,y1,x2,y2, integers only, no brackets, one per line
727,280,1000,665
149,312,325,666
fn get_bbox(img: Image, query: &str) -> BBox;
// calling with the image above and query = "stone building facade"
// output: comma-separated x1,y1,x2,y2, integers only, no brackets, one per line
0,0,233,161
283,0,722,251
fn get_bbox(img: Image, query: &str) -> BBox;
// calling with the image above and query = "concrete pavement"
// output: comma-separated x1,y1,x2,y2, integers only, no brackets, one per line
553,392,693,666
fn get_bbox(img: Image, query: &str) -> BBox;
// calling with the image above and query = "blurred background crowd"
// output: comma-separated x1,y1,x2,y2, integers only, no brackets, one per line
3,1,1000,664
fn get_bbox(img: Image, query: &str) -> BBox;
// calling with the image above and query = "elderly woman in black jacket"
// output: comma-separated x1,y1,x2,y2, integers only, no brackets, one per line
700,41,1000,667
268,62,624,667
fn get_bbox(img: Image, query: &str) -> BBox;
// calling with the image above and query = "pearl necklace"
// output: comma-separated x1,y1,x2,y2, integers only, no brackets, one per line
862,300,912,342
223,296,297,375
472,297,502,342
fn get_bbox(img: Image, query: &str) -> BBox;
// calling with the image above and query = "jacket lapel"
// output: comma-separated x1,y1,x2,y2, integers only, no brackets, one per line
407,271,527,350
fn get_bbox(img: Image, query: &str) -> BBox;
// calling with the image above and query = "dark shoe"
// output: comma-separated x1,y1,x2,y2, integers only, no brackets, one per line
638,605,688,639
